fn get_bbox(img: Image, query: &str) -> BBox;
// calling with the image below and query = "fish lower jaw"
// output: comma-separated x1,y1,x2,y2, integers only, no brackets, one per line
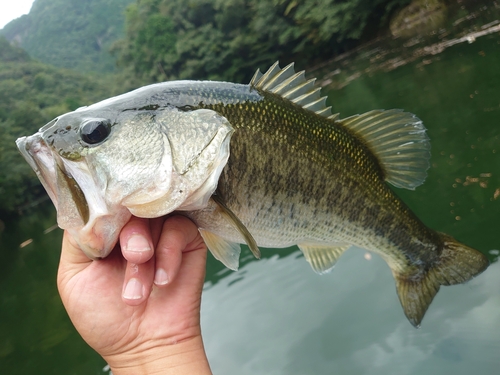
81,245,105,260
66,227,110,259
67,209,132,260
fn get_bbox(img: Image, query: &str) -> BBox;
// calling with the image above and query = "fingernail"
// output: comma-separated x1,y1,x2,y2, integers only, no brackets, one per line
126,235,151,253
154,268,169,285
123,278,143,300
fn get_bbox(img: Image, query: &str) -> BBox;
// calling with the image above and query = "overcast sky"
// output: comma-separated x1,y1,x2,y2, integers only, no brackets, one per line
0,0,35,29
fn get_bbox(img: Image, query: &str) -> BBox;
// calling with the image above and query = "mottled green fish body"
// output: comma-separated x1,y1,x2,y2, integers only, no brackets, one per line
16,62,489,327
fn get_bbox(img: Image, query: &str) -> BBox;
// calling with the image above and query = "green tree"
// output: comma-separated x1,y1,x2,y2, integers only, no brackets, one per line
113,0,411,83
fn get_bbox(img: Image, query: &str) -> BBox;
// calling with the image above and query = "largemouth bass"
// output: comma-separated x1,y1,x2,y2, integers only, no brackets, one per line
16,62,488,327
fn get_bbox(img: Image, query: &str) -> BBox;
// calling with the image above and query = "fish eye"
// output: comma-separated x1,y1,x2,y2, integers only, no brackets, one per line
80,119,111,145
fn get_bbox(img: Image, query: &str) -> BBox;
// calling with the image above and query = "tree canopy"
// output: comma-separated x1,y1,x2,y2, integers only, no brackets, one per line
112,0,411,83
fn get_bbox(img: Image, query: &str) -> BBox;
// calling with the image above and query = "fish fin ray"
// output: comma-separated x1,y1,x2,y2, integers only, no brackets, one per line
302,96,327,112
394,271,440,328
393,232,489,327
212,195,261,259
298,243,350,275
316,106,333,117
262,63,296,90
249,69,263,87
250,61,332,118
252,61,281,89
282,78,315,100
338,109,430,190
199,228,241,271
291,88,322,106
250,63,428,189
272,71,305,95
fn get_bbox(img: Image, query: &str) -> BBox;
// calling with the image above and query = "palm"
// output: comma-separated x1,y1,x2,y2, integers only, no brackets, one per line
57,216,207,358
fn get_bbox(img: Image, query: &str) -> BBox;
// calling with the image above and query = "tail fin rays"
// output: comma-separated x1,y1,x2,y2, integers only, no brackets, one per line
394,233,489,327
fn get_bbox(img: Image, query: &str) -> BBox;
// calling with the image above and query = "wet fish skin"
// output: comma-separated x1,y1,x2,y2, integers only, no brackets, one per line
15,62,489,327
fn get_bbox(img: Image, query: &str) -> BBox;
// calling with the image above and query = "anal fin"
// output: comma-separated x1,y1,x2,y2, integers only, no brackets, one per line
298,244,350,275
199,229,241,271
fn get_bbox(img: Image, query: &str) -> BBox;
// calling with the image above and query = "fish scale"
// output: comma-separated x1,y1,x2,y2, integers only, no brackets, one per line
193,91,431,254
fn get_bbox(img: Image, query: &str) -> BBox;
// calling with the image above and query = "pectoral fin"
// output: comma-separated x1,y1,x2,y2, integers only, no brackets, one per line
212,195,261,259
298,243,350,274
199,229,241,271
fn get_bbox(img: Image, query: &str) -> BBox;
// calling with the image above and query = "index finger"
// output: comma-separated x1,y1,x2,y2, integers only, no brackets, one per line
119,216,155,264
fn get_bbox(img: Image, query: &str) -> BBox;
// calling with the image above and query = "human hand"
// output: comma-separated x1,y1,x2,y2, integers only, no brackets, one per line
57,215,212,375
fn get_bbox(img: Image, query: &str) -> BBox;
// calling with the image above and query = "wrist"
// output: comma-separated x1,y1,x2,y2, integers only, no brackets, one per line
105,336,212,375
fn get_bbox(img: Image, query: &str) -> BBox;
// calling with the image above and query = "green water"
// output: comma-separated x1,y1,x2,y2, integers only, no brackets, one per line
1,3,500,374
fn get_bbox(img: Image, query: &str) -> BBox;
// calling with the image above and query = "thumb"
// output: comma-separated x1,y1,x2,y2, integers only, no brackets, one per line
57,230,93,288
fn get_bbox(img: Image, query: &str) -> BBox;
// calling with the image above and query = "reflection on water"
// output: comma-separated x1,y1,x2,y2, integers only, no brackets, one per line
1,1,499,374
202,248,500,375
312,1,500,90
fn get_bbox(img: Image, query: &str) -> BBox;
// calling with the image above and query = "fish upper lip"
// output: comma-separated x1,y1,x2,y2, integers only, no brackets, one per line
16,135,42,175
16,134,59,206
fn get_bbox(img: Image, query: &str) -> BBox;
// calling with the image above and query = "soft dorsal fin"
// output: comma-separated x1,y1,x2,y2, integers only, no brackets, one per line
298,243,350,275
338,109,430,190
250,61,340,120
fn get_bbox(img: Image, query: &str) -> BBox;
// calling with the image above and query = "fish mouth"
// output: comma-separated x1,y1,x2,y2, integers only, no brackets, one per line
16,133,130,260
16,134,89,228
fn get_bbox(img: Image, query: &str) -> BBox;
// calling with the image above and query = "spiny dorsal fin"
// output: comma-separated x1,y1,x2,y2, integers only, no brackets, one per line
339,109,431,190
250,61,340,119
298,243,350,275
199,229,241,271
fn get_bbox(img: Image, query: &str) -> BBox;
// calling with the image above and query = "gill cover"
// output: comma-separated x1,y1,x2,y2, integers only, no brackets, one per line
116,108,234,217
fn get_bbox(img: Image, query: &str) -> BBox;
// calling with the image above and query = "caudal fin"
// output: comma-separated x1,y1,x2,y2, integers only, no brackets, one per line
393,233,489,327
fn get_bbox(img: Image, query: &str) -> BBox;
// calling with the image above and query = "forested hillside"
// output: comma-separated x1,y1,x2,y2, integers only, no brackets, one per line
0,37,116,215
1,0,133,73
113,0,412,83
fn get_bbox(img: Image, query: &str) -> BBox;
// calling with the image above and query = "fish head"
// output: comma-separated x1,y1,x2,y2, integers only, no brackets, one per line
16,98,234,259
